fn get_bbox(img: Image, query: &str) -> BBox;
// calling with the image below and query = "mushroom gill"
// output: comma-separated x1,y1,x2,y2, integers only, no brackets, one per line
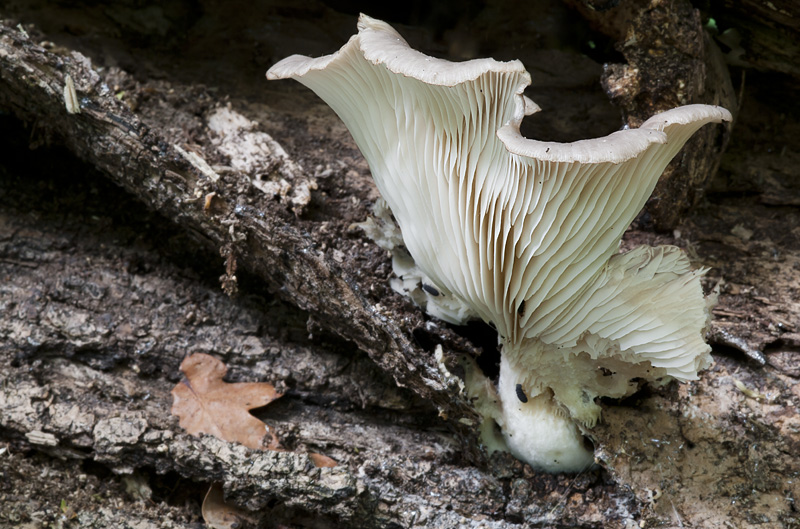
268,14,731,472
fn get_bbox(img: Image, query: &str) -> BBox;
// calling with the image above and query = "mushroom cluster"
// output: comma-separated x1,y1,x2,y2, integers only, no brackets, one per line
268,15,730,472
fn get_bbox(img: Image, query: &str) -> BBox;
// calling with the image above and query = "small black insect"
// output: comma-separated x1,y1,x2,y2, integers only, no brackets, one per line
421,283,440,296
515,384,528,403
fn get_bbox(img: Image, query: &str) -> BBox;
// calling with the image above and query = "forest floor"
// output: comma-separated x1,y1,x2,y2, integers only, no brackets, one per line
1,1,799,528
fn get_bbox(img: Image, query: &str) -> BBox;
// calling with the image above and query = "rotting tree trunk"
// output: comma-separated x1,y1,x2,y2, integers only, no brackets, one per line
1,3,800,528
0,28,636,528
711,0,800,78
0,17,599,529
0,146,540,528
0,21,485,439
566,0,737,231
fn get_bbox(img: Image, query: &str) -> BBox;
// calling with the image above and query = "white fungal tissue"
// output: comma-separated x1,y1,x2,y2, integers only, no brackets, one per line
268,15,731,472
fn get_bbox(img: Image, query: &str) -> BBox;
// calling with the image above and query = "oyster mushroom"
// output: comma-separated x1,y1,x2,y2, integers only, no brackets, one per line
268,15,731,472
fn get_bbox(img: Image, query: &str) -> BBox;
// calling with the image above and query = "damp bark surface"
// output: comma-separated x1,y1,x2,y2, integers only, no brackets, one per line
1,2,799,528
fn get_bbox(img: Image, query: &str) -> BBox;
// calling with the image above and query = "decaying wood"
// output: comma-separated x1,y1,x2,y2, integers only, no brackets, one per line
0,150,628,528
0,17,613,529
1,3,800,528
567,0,736,230
713,0,800,78
0,20,485,444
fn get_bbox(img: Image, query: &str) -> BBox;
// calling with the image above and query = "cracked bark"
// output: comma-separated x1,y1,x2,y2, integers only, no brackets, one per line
0,17,614,529
1,3,799,528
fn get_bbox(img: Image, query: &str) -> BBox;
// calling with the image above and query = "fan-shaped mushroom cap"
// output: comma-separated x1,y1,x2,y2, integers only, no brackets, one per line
268,14,730,472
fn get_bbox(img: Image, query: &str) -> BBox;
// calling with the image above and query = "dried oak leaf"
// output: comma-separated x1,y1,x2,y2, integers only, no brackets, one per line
171,353,282,450
202,482,256,529
308,452,338,468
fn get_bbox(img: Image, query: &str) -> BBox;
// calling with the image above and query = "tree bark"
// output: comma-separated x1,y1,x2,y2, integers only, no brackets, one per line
2,3,799,528
566,0,737,230
0,21,487,431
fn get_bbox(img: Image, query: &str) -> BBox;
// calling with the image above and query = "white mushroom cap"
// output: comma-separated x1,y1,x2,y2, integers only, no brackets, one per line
268,14,730,472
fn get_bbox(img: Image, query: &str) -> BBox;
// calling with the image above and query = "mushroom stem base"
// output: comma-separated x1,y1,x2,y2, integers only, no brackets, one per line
497,355,595,473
